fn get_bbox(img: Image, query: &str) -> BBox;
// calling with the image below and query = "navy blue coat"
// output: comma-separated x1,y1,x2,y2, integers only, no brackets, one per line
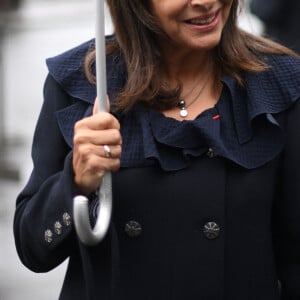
14,40,300,299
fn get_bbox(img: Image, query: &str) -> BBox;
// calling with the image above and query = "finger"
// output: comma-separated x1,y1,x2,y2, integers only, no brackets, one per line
73,155,120,195
75,111,120,131
73,143,122,168
79,154,121,174
93,96,111,115
74,154,121,183
103,144,112,158
93,98,98,115
101,144,122,159
74,128,122,147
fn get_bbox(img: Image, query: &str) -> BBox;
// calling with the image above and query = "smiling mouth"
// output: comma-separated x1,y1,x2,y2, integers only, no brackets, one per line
185,10,219,26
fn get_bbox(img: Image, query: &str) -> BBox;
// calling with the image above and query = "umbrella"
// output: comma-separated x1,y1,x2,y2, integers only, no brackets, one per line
73,0,112,246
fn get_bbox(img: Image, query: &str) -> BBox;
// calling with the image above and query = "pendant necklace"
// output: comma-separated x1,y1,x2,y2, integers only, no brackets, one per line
178,75,210,118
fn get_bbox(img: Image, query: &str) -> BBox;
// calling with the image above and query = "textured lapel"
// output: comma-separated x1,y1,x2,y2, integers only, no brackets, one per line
56,102,93,148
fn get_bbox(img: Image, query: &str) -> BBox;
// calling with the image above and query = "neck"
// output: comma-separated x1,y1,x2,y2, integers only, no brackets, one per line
159,40,214,81
162,54,214,85
161,56,216,101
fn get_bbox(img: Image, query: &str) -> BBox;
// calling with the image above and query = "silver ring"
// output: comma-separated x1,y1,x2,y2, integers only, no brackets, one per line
103,145,112,158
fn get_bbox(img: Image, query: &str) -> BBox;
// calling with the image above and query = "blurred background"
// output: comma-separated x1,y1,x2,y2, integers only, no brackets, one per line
0,0,289,299
0,0,111,299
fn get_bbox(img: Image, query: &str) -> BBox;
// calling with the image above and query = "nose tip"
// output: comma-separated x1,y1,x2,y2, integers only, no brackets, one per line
189,0,217,10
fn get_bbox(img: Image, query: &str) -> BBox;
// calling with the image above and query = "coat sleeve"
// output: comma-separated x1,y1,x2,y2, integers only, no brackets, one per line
273,98,300,298
13,74,87,273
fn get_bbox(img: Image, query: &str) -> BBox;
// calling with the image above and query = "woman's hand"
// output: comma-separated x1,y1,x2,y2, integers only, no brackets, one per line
73,99,122,195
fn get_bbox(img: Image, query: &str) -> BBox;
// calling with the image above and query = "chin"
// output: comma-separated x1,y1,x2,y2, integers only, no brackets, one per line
192,38,221,52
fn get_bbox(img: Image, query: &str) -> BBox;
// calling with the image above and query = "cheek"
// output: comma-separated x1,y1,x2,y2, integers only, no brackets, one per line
152,0,184,20
225,0,235,15
222,2,234,24
155,12,179,33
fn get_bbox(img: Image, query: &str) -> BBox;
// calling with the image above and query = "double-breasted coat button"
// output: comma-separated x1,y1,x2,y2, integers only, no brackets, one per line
54,221,62,235
203,222,220,240
125,221,142,238
63,213,71,226
44,229,53,243
206,148,215,158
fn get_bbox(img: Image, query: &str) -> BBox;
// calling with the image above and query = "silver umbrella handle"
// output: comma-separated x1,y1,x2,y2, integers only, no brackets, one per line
73,172,112,246
73,0,112,246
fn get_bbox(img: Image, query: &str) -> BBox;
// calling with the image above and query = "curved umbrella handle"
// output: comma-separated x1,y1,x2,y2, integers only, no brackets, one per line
73,172,112,246
73,0,112,246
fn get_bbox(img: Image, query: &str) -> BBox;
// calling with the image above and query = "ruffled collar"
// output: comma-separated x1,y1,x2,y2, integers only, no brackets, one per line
47,40,300,171
119,83,285,171
120,54,300,171
46,38,126,105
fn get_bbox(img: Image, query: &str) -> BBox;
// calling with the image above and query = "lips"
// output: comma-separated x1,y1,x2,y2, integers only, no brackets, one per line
185,10,219,26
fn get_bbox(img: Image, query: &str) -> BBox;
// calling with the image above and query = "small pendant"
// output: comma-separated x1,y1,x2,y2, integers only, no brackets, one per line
180,109,188,118
178,99,188,118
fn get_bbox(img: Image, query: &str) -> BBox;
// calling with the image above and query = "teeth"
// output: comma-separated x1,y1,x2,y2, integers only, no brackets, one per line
189,15,215,25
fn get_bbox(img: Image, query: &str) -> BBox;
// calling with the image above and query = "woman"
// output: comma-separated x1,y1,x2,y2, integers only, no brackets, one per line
14,0,300,299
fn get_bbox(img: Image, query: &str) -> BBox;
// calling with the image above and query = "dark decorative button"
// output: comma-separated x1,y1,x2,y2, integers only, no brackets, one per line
203,222,220,240
125,221,142,238
206,148,215,158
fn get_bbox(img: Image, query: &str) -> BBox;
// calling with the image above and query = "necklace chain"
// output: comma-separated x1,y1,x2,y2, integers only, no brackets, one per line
180,73,203,100
178,75,210,118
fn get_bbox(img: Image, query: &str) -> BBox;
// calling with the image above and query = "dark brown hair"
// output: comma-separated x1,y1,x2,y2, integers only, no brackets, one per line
85,0,298,112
